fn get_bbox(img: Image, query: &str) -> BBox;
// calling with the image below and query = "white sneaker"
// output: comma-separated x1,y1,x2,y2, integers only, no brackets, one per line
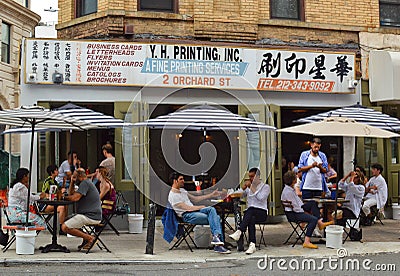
245,242,256,255
229,230,242,241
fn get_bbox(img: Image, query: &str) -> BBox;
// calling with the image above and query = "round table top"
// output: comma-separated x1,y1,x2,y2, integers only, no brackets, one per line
36,199,74,206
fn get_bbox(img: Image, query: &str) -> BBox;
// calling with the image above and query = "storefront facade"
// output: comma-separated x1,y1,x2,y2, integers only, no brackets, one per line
18,38,363,215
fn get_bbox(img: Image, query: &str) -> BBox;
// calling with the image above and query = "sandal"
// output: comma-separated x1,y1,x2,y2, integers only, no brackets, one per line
78,240,88,250
83,239,98,250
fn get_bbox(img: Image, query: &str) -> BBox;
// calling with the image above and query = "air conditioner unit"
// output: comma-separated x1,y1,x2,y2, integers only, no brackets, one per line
124,24,134,35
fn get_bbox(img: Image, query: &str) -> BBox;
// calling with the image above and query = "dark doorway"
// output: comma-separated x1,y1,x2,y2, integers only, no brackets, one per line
280,107,341,177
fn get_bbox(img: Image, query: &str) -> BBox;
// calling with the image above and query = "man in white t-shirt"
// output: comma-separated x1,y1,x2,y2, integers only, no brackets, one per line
99,143,115,184
362,163,388,224
298,137,328,199
55,151,79,188
168,172,230,254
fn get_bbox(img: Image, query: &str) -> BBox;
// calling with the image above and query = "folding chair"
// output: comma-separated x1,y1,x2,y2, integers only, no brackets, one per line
343,214,362,244
256,220,268,249
168,210,199,252
371,206,384,225
33,202,54,235
1,199,16,253
80,199,114,254
107,191,130,236
282,200,308,247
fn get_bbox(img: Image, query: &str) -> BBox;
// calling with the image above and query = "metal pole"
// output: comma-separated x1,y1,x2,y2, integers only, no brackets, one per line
145,201,157,254
8,133,11,190
25,120,35,226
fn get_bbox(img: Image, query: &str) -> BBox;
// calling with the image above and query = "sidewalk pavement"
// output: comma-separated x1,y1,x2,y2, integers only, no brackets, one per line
2,219,400,264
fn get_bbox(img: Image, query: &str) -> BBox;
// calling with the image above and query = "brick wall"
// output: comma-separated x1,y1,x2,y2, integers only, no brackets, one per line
57,0,383,43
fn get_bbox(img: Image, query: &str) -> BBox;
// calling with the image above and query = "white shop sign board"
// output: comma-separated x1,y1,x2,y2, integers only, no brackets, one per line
24,39,355,94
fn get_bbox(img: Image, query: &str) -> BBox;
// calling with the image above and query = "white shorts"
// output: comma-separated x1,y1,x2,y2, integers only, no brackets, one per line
64,214,101,229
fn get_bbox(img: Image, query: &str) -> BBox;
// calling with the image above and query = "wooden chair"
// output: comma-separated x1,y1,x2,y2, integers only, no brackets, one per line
281,200,308,247
80,199,115,254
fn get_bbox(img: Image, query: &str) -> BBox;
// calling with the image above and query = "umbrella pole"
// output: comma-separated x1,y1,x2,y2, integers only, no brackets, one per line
25,120,36,226
334,137,341,225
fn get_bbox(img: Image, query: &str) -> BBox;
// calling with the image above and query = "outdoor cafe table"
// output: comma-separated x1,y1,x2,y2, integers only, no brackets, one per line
209,195,245,251
303,198,350,222
36,199,74,253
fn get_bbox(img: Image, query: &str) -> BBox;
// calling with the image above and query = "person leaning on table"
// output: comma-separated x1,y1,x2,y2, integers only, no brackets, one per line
229,167,270,255
61,168,102,250
281,171,333,249
7,168,47,228
168,172,231,254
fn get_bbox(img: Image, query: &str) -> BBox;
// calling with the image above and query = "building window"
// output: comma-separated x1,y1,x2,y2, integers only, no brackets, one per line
270,0,304,21
380,0,400,27
1,22,10,64
76,0,97,18
138,0,176,13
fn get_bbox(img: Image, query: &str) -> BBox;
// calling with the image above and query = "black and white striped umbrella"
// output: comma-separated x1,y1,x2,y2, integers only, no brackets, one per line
295,103,400,131
53,103,131,129
0,105,89,226
134,104,275,132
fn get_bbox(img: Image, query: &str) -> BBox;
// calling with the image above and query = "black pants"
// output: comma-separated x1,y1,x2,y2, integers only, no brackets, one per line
238,207,268,243
301,201,321,218
302,189,322,200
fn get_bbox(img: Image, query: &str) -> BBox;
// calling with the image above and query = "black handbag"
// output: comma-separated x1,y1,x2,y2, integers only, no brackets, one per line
0,230,8,247
349,227,362,241
115,192,130,216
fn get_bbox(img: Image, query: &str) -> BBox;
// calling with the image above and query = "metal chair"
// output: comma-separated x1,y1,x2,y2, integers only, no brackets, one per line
282,200,309,247
343,214,362,244
256,220,268,249
80,199,114,254
167,209,200,252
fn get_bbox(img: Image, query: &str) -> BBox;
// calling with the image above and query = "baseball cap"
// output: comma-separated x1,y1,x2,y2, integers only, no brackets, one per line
312,137,322,144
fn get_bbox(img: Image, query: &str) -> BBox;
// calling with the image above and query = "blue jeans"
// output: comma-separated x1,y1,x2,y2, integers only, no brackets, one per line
182,206,223,241
285,211,318,238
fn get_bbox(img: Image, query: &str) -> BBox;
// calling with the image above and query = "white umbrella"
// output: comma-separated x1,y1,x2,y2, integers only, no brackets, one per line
295,103,400,131
134,104,275,131
278,117,400,138
278,116,399,223
0,105,89,226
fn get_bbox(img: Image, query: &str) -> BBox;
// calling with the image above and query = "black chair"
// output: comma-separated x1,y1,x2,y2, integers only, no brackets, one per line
371,205,384,225
80,199,114,254
282,200,309,247
107,191,130,236
343,214,362,244
1,199,15,253
166,209,212,252
33,202,54,235
256,220,268,249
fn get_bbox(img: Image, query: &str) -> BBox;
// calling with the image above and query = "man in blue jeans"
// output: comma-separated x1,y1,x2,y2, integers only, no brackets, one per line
168,172,231,254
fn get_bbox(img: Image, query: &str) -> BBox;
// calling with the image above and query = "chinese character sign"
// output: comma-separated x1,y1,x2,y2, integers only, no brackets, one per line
24,39,355,93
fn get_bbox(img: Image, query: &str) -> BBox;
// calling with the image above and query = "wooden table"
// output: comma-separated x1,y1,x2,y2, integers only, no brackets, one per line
36,199,74,253
303,198,350,221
